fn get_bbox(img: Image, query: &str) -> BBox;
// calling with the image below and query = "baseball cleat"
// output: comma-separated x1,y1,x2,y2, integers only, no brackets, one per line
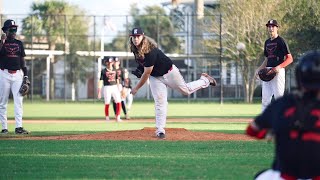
15,127,29,134
157,132,166,139
202,73,217,86
1,129,8,134
105,116,110,121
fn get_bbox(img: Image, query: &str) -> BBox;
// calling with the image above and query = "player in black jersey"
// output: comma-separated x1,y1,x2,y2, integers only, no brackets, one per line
0,19,29,134
129,27,217,139
112,57,129,119
255,19,293,112
97,57,122,122
247,50,320,180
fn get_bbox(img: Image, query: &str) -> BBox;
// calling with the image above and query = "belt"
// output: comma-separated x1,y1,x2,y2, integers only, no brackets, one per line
168,66,173,72
1,68,17,74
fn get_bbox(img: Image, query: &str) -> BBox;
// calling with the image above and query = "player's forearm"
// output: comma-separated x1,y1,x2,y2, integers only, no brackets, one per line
134,73,150,91
97,81,103,92
278,54,293,69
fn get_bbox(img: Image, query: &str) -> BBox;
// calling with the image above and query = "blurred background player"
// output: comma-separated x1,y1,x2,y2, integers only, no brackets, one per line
97,57,122,122
129,27,217,139
255,19,293,112
122,68,133,119
112,57,129,119
0,19,29,134
246,50,320,180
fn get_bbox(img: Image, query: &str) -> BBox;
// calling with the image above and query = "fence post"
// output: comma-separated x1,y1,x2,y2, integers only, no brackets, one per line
219,13,223,104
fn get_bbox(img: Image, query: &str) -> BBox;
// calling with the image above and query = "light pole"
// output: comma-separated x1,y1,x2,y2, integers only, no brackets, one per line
236,42,245,99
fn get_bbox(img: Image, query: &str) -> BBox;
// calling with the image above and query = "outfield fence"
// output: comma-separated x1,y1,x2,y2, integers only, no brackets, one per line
0,13,296,102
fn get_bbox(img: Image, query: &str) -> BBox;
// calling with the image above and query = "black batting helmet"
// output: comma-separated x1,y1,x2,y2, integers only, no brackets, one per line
295,50,320,90
2,19,18,32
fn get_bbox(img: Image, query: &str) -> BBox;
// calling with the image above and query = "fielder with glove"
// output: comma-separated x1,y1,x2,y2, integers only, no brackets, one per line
255,19,293,112
0,19,29,134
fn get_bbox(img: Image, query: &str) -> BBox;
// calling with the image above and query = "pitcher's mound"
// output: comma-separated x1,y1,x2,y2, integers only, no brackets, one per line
15,127,255,141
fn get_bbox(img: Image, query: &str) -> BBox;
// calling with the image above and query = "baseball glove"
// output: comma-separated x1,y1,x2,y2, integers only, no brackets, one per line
258,68,277,82
19,76,30,96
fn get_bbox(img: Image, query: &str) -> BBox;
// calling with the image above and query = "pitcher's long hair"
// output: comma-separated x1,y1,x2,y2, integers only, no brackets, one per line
129,35,158,59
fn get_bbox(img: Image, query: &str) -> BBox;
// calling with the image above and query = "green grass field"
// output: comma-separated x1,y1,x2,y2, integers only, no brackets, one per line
0,101,273,180
12,101,262,119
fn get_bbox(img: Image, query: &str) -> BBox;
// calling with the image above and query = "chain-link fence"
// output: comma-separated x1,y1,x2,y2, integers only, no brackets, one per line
0,14,296,102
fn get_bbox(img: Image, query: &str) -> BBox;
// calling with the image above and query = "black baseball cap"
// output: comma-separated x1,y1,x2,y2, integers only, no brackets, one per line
130,27,144,36
266,19,279,27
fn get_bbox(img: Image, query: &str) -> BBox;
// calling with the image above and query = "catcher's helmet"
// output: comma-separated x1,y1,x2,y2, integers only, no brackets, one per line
2,19,18,32
295,50,320,90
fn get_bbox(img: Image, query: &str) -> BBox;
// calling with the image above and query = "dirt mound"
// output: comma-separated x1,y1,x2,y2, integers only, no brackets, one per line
13,127,255,141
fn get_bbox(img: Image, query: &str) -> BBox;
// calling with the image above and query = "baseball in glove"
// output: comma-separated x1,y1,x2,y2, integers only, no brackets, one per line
19,76,30,96
258,68,277,82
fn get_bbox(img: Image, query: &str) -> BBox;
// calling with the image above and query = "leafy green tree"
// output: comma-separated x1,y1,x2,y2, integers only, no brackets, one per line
106,4,180,53
282,0,320,56
21,0,91,100
209,0,287,103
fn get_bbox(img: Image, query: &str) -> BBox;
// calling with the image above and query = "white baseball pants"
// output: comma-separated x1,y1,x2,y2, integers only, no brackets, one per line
149,65,210,135
0,69,24,129
261,68,285,112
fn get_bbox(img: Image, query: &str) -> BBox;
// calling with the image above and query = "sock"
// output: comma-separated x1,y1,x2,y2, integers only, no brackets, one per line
121,101,127,115
104,104,109,117
112,101,116,115
116,102,121,116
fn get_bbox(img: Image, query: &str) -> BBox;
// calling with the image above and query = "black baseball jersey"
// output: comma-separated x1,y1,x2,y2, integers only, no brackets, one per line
264,36,290,67
115,68,124,83
123,78,132,89
136,48,173,77
100,68,118,86
254,93,320,178
0,39,26,70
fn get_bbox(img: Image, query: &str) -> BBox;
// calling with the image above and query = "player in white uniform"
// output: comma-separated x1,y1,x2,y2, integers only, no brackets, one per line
255,19,293,112
0,19,29,134
97,57,122,122
129,27,217,139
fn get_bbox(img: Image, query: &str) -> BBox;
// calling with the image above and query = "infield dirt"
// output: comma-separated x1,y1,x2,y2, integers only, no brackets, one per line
3,118,255,141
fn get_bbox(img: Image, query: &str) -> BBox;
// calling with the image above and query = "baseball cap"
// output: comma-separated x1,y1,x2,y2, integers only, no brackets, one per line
130,27,144,36
266,19,279,27
113,57,119,62
103,56,114,63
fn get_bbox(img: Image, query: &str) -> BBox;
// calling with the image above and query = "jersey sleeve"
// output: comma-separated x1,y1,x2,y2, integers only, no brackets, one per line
263,40,268,57
99,70,104,80
20,41,26,57
144,48,157,67
280,37,291,55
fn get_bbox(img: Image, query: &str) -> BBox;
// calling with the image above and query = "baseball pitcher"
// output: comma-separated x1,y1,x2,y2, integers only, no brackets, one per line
129,27,217,139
